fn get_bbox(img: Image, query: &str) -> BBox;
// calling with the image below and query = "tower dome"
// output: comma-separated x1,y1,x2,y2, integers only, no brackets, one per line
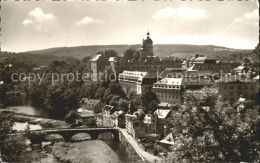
146,37,153,44
140,31,153,57
146,31,153,44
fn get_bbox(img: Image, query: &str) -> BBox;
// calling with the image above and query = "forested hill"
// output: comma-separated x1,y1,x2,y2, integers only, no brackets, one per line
0,51,79,66
26,44,251,59
1,44,254,66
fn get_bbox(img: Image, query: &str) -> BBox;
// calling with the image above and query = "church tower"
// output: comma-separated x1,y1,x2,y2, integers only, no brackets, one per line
140,31,153,57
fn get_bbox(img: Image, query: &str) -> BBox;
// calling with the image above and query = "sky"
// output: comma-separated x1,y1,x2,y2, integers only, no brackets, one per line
1,0,259,52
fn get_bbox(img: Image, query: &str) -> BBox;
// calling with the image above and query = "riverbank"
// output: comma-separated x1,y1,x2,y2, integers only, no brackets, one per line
0,110,68,128
1,134,60,162
2,134,124,162
53,140,120,163
1,108,159,162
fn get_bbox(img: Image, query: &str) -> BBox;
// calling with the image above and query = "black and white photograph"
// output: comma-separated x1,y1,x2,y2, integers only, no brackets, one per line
0,0,259,162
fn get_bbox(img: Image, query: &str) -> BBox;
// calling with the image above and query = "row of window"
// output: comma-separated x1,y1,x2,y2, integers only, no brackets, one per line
157,94,179,99
154,85,181,89
225,85,255,90
120,65,160,70
142,79,157,84
154,80,210,88
224,91,255,97
198,66,229,70
119,64,181,70
154,90,179,94
119,78,139,83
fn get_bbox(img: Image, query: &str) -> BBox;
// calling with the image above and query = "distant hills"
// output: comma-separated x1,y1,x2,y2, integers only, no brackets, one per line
0,44,254,67
26,44,251,60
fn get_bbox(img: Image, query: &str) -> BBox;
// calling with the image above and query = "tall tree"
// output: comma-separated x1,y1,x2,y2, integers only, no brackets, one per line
168,87,260,162
123,48,138,60
64,110,78,124
141,92,158,109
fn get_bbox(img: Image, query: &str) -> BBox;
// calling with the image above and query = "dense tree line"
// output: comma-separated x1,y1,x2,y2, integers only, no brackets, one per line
215,43,259,64
0,114,25,162
0,55,36,106
1,48,159,118
26,50,127,118
0,51,79,66
167,87,260,162
26,57,95,118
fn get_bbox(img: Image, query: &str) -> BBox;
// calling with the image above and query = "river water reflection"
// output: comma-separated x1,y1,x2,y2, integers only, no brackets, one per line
12,122,42,131
6,105,50,117
6,105,129,162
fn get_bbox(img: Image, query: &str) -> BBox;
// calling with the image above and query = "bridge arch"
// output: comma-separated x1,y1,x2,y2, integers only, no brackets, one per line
98,132,115,141
44,134,64,142
28,128,119,143
71,133,91,142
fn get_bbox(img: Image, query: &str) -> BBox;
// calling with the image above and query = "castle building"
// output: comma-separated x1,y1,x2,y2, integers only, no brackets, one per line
90,32,182,79
90,52,113,81
90,33,241,83
112,56,182,74
79,98,104,114
182,54,240,74
90,54,103,81
118,71,159,96
108,32,182,74
140,31,153,57
152,75,213,105
216,74,259,104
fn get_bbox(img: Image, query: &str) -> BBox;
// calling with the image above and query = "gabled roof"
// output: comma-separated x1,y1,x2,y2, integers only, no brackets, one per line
103,105,114,111
154,109,171,119
133,108,145,119
77,109,94,117
159,132,175,145
80,98,102,110
141,71,158,79
238,97,246,102
109,57,117,62
90,54,102,61
154,78,183,85
78,113,95,118
193,57,207,62
143,114,152,124
235,65,246,71
158,102,171,108
112,110,125,117
119,71,147,78
102,105,116,114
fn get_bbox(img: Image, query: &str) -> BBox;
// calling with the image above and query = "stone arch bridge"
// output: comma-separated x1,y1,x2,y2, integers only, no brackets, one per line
27,127,119,143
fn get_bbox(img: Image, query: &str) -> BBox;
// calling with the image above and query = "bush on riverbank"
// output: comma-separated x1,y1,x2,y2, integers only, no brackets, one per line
52,140,120,163
2,135,28,162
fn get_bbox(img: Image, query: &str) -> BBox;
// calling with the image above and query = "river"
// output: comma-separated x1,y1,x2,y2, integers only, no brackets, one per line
5,104,129,162
6,105,47,117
